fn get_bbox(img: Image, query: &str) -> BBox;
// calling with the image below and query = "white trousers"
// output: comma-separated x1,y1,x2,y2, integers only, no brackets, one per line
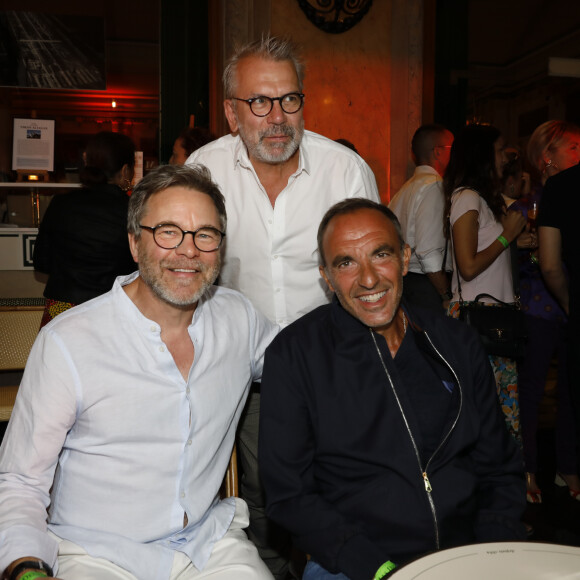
50,502,274,579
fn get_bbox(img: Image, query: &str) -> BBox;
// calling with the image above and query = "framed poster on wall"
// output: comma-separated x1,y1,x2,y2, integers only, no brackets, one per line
12,118,55,172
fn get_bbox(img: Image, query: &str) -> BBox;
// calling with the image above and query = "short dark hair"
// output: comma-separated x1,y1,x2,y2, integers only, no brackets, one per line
128,164,226,237
81,131,135,186
411,124,449,165
317,198,404,267
223,35,304,98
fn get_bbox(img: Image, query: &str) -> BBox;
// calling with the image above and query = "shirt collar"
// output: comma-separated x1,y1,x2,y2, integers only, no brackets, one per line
415,165,441,178
113,272,215,331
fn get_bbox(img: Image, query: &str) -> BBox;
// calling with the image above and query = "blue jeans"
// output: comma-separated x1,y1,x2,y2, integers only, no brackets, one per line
303,560,351,580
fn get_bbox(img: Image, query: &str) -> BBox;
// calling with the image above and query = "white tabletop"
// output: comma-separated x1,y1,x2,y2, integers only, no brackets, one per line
390,542,580,579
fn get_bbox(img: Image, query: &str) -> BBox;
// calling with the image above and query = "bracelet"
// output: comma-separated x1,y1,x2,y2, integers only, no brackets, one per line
497,235,509,249
374,560,397,580
17,573,47,580
8,561,53,580
530,254,539,265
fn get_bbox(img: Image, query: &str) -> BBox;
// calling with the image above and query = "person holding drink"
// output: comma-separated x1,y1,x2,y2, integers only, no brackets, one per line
513,120,580,503
444,123,527,443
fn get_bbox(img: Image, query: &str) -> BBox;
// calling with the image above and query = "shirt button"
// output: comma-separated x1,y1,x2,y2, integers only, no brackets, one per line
186,388,190,394
187,439,192,446
159,346,165,352
181,492,185,498
150,325,156,332
273,255,278,260
275,288,281,293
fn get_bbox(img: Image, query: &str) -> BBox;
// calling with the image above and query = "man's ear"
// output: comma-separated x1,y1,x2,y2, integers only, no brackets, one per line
128,233,139,264
402,244,411,276
224,100,239,134
319,264,335,293
121,163,135,183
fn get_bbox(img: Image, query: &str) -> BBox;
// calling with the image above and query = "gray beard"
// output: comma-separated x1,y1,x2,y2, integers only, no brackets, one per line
239,121,304,164
139,259,221,308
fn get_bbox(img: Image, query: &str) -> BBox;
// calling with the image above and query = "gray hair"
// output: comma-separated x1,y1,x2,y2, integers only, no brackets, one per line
317,198,405,267
128,164,226,237
223,35,305,98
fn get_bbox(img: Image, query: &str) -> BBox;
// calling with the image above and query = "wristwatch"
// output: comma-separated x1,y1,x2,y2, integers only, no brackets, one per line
5,560,53,580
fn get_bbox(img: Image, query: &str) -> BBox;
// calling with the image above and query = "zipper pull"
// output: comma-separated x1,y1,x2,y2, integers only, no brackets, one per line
423,472,432,493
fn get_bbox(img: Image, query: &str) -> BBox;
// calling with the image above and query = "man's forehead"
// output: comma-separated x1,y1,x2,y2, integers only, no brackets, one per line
324,209,400,252
144,186,214,215
235,56,299,86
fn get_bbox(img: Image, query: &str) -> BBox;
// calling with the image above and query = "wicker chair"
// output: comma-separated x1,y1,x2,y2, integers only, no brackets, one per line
222,443,239,498
0,304,43,421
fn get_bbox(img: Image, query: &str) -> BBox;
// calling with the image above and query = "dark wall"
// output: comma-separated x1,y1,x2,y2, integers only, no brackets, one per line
160,1,209,164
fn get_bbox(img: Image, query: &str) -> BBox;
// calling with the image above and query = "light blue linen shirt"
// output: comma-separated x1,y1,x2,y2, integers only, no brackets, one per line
0,272,278,580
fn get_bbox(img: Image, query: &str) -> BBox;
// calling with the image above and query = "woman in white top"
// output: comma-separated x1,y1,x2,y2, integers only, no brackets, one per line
444,124,526,442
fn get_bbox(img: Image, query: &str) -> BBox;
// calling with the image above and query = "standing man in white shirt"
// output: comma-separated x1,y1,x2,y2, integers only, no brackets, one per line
0,165,278,580
187,36,380,578
389,124,454,311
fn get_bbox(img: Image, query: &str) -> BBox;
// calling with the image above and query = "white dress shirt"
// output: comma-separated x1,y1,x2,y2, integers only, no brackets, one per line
389,165,450,274
188,131,380,326
0,273,278,580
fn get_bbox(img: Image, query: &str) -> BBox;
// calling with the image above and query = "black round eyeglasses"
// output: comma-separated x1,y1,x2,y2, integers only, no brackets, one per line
232,92,305,117
139,224,225,252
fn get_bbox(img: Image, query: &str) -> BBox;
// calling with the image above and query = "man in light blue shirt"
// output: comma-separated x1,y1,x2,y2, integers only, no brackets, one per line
0,165,278,580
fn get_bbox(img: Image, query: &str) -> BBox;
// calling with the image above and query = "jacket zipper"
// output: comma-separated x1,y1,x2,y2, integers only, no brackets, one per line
370,328,463,551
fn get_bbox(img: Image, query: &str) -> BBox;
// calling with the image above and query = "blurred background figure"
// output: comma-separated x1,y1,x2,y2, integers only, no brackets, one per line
528,121,580,183
334,138,359,154
521,121,580,503
169,126,216,165
501,148,530,207
33,131,137,328
444,123,527,443
389,123,454,312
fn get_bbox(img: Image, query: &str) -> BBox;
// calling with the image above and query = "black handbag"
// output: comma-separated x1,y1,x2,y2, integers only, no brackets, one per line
455,243,527,359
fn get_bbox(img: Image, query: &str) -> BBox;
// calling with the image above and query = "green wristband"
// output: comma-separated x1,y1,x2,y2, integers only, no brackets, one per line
374,560,397,580
18,573,48,580
497,235,509,249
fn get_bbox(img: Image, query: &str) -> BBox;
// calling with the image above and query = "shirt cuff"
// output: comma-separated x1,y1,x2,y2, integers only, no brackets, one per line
0,525,58,576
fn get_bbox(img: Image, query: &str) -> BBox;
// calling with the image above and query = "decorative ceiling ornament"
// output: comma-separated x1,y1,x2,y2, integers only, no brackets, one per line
296,0,373,34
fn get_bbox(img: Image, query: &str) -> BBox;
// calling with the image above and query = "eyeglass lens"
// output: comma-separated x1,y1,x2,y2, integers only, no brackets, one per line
250,93,303,116
153,224,222,251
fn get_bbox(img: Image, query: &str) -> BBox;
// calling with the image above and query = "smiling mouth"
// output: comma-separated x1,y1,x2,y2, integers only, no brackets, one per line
170,268,199,273
358,291,386,303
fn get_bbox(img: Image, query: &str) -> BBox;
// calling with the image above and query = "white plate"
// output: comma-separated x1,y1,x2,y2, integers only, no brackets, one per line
390,542,580,579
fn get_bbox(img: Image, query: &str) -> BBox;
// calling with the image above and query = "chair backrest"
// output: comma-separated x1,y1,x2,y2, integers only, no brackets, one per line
0,307,43,371
222,443,239,498
0,306,43,420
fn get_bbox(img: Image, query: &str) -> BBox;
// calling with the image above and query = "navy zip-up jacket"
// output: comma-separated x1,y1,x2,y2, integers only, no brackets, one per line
259,298,526,580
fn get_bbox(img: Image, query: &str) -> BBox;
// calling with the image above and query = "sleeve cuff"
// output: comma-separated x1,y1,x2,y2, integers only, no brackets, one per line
0,525,58,576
